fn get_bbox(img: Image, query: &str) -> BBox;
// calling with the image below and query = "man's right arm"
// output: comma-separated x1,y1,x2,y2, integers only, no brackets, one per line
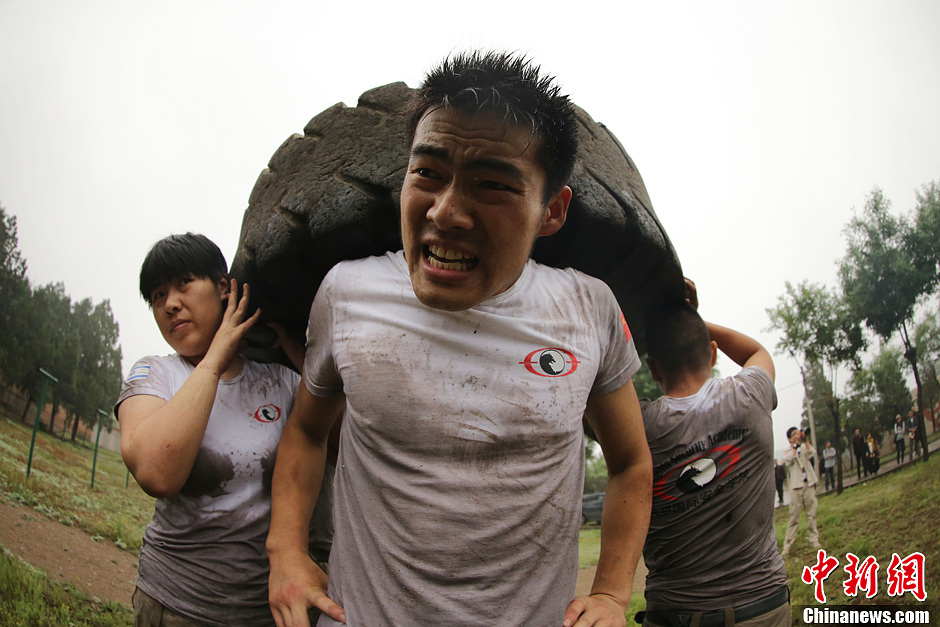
704,321,775,382
267,383,346,627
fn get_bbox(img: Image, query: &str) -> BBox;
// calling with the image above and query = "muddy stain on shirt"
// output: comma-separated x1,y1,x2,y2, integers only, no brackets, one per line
180,447,235,498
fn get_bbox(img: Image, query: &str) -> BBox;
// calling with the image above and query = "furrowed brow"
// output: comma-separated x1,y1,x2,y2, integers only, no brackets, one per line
465,157,524,180
410,144,524,180
411,143,450,161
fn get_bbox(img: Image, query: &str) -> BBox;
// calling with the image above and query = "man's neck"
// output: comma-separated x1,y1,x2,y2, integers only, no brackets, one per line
662,370,712,398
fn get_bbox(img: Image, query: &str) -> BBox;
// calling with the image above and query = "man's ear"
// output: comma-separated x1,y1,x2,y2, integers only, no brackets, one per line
648,359,668,394
708,340,718,368
537,185,572,237
648,359,662,385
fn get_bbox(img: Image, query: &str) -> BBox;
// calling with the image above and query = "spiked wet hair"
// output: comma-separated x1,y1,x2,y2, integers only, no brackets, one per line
408,50,578,201
645,302,713,379
139,233,227,304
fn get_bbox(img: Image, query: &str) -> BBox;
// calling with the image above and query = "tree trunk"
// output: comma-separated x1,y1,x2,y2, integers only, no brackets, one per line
20,391,32,423
901,321,930,461
49,396,59,435
70,411,79,442
828,395,844,494
928,363,938,431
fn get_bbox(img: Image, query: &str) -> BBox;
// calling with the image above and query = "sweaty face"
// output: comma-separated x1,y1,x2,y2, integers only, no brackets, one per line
399,108,570,311
150,275,227,363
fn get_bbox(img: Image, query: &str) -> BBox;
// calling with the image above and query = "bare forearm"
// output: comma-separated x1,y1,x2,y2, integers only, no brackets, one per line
705,322,763,366
267,419,328,557
591,458,652,604
122,364,221,494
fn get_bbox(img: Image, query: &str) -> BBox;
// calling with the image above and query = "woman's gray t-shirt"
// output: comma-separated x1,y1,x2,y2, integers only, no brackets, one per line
117,355,333,626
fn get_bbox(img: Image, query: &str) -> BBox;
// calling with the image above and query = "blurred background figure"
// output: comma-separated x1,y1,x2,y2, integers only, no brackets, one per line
893,415,906,465
822,441,836,491
864,432,880,476
774,459,785,505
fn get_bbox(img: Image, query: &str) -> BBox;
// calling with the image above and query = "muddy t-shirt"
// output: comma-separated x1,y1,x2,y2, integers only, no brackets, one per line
641,366,786,610
304,251,640,627
117,355,333,626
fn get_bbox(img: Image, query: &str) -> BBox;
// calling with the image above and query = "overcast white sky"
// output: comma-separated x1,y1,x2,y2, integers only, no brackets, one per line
2,1,938,451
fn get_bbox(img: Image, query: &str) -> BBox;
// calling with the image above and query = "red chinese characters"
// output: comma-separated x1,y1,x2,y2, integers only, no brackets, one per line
800,551,927,603
843,553,879,598
801,549,840,603
886,552,927,602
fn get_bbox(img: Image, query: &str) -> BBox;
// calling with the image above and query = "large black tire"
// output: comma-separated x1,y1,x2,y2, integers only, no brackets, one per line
232,82,683,361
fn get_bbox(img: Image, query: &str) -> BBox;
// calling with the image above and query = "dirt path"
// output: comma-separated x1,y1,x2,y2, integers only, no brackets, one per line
0,499,137,607
2,494,639,610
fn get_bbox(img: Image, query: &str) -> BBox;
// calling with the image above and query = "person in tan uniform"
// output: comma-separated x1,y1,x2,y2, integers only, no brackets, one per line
781,426,821,557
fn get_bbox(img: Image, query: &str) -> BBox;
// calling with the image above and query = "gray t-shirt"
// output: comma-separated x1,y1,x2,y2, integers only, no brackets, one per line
117,354,333,626
641,366,786,610
304,251,640,627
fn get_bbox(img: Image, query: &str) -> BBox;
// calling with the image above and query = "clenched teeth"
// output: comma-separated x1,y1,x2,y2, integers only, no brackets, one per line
425,245,478,271
428,245,474,261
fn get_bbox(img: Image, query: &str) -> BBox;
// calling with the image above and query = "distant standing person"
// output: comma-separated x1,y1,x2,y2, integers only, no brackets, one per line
774,459,785,505
782,427,821,558
907,411,922,461
865,432,880,475
639,281,789,626
822,441,836,491
851,428,867,480
893,415,906,465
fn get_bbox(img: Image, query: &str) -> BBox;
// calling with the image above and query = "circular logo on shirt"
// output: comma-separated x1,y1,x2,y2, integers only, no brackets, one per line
253,404,282,423
677,458,717,493
652,445,742,503
518,347,580,377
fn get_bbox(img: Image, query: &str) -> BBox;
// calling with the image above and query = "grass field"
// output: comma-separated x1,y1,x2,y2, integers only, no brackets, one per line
777,452,939,608
0,416,154,553
2,412,936,623
577,453,939,621
0,548,132,626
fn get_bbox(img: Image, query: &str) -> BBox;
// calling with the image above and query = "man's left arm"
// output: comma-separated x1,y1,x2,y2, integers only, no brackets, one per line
563,380,652,627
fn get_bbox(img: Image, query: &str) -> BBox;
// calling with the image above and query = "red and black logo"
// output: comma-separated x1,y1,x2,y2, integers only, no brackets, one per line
519,347,580,377
253,404,282,423
653,445,741,502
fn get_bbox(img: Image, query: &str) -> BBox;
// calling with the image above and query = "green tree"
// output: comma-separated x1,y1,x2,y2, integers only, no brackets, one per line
845,347,912,438
0,205,31,386
67,298,122,441
911,181,940,286
913,316,940,429
767,281,865,493
633,360,661,401
583,446,608,494
802,360,839,445
16,283,78,425
839,188,935,460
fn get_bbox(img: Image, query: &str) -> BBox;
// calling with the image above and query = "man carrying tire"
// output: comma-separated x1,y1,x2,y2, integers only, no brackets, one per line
638,282,789,627
265,51,652,627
